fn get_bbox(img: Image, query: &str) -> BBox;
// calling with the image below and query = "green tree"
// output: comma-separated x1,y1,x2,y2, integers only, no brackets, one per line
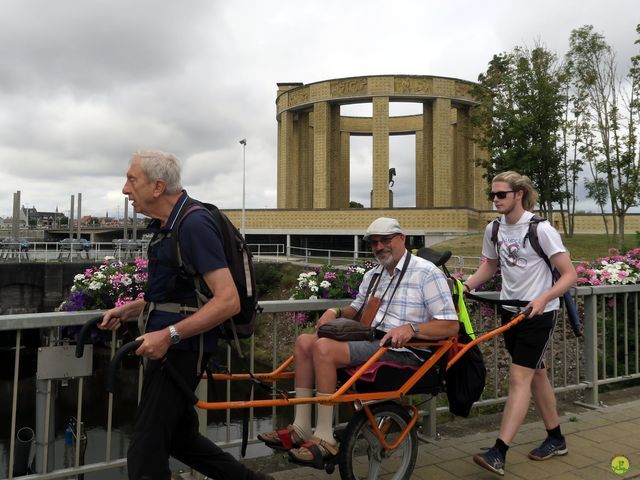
349,201,364,208
566,25,640,248
471,45,566,216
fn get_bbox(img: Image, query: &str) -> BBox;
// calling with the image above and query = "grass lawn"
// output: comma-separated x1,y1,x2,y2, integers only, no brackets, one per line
429,233,638,262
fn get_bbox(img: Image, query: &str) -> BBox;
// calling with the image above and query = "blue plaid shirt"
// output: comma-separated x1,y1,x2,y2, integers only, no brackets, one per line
350,251,458,334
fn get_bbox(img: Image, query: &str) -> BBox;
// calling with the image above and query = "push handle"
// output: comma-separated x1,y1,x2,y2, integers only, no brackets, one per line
75,315,103,358
107,340,142,393
106,340,198,405
446,307,533,371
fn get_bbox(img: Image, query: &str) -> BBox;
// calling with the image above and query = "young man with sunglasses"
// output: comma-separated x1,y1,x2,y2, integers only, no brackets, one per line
258,217,459,466
463,171,577,476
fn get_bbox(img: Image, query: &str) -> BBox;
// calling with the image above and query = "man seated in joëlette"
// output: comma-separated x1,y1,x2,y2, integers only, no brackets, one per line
257,217,459,466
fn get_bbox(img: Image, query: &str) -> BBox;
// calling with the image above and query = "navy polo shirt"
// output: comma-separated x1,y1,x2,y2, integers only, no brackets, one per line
145,191,228,352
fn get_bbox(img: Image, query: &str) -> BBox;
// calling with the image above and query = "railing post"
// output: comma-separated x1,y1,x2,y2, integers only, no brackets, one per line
582,290,599,407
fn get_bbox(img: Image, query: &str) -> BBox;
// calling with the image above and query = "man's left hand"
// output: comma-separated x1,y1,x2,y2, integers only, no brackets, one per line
525,297,547,318
135,330,171,360
379,325,414,348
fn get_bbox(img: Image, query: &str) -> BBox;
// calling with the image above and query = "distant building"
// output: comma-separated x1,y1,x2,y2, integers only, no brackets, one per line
21,206,66,228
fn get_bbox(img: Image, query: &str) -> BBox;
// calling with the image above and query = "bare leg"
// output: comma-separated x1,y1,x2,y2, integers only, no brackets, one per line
531,368,560,430
311,338,351,444
498,363,536,444
291,333,319,439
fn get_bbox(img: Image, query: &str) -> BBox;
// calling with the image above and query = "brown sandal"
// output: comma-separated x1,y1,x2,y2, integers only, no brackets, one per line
288,436,338,469
257,425,304,451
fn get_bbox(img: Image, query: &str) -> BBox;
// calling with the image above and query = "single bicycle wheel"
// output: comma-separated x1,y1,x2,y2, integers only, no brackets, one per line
339,402,417,480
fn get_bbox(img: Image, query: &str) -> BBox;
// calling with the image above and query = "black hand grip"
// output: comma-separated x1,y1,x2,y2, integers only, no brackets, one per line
75,316,103,358
107,340,142,393
514,306,533,319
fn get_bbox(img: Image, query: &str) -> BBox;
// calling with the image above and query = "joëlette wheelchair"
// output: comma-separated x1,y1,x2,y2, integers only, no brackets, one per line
75,249,530,480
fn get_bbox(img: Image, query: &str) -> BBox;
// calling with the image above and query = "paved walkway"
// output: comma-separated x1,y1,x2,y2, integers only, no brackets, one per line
268,398,640,479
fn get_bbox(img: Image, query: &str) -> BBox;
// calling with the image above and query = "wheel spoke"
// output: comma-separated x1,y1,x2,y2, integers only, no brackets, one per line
367,455,382,480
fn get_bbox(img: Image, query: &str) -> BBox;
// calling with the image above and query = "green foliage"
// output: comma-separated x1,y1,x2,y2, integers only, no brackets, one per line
349,201,364,208
253,262,283,298
470,45,566,215
565,24,640,246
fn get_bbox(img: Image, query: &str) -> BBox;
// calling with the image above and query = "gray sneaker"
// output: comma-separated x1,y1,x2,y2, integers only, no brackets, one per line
473,446,505,476
528,436,568,461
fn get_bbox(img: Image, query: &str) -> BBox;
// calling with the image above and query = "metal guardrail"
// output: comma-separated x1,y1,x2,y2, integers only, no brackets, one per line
1,288,639,478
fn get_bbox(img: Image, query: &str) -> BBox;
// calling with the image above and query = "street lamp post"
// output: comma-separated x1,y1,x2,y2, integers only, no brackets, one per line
239,138,247,237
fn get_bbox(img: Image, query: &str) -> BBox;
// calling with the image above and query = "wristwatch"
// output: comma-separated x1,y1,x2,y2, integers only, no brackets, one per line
168,325,181,345
410,323,420,335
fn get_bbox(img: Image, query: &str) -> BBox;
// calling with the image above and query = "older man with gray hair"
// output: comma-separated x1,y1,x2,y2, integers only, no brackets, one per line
259,217,459,467
99,150,273,480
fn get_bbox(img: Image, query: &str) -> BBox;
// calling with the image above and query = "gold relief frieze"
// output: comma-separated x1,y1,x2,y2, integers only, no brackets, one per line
331,78,368,98
288,87,310,107
395,76,433,95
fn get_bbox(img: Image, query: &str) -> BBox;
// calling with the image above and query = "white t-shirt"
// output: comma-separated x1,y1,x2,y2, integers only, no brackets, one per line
481,211,566,312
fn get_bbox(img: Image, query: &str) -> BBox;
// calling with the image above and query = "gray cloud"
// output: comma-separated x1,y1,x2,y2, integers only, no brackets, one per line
0,0,637,218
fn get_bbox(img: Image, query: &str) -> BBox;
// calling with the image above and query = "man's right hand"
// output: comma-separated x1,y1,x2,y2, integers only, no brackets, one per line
99,298,145,331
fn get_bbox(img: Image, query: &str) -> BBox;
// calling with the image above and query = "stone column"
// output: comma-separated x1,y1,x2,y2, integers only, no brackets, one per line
432,97,453,207
421,101,434,207
297,111,313,209
371,96,390,208
277,110,295,208
313,101,333,209
456,106,475,207
338,131,351,208
415,130,425,208
328,105,342,208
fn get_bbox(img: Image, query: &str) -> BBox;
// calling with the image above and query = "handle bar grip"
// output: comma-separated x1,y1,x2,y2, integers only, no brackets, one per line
75,315,103,358
107,340,142,393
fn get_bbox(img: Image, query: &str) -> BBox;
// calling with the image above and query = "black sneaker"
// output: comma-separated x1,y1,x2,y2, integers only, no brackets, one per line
528,436,568,460
473,446,505,476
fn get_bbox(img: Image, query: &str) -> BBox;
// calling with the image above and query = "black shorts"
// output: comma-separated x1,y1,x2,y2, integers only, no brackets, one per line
500,309,558,369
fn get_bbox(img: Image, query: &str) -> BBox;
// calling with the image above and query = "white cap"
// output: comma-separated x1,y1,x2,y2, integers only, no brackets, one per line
363,217,403,240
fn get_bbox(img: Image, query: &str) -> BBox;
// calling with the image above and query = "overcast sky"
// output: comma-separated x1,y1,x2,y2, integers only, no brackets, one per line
1,0,637,218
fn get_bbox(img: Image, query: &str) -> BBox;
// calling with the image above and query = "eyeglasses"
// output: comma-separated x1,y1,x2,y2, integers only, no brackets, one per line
367,234,398,247
488,190,515,200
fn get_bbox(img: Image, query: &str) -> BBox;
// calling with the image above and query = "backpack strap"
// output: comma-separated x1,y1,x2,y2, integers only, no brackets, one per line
524,215,552,271
490,217,500,256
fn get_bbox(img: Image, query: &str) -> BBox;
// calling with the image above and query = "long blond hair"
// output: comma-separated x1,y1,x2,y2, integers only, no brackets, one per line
492,171,538,211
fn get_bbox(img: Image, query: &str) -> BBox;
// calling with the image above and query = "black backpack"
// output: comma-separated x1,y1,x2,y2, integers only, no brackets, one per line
490,215,581,336
172,197,258,355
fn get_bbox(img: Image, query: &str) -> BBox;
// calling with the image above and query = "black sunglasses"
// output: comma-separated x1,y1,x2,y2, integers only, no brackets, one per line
367,234,398,246
488,190,515,200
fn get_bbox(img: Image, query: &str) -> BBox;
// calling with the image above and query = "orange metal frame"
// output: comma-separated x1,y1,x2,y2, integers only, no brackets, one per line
193,311,529,454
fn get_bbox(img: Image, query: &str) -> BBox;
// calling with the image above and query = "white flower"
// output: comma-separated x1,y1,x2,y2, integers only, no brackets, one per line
320,280,331,289
104,256,115,262
94,272,106,281
70,285,77,292
310,285,319,293
356,267,365,274
74,274,85,282
309,295,318,300
120,275,132,286
88,281,103,290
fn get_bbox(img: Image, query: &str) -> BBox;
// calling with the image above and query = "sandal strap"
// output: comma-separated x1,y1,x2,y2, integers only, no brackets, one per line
276,428,294,450
301,442,326,470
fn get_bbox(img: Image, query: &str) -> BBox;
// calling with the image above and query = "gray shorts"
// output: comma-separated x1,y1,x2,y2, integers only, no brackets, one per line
347,340,425,367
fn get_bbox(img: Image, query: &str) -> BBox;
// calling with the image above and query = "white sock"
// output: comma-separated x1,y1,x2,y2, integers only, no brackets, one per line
312,392,337,446
292,387,313,441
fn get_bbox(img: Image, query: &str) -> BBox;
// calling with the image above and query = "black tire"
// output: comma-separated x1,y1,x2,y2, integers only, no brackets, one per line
338,402,417,480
